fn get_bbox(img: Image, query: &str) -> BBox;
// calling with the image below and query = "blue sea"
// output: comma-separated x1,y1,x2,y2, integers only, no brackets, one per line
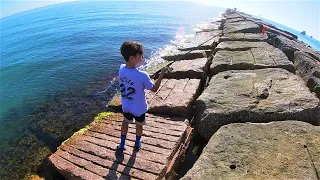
0,1,224,179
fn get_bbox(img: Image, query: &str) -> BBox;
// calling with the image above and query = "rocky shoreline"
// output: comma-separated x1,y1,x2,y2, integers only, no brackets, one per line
106,9,319,179
48,9,319,179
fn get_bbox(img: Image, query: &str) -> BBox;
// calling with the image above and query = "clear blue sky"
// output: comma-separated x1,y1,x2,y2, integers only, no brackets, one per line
1,0,319,40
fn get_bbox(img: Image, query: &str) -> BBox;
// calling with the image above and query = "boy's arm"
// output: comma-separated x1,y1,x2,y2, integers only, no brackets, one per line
150,67,168,92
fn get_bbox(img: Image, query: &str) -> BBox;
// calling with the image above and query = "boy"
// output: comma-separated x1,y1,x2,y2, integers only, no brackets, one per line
118,41,168,150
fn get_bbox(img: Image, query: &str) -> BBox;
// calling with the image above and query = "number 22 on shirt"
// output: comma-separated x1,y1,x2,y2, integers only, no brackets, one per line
120,83,136,101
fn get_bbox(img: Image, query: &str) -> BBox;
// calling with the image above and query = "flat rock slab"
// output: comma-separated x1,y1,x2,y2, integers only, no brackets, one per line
294,51,320,97
222,13,243,19
108,79,201,117
146,78,201,117
210,47,294,75
198,22,222,32
49,113,191,180
164,58,210,79
195,68,319,140
178,31,221,51
161,50,211,61
215,41,273,52
182,121,320,180
219,33,268,42
225,18,245,24
224,21,260,34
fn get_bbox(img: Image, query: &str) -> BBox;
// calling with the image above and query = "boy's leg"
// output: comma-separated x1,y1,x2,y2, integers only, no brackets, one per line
134,113,146,149
118,113,133,149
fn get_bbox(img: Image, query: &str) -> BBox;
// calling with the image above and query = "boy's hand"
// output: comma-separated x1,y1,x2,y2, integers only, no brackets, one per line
161,67,173,75
160,67,169,75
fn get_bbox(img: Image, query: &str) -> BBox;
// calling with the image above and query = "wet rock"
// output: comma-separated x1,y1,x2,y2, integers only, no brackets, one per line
219,33,268,42
195,68,319,140
294,51,320,97
182,121,320,180
161,50,212,61
224,21,260,34
178,31,221,51
164,58,210,79
210,47,294,75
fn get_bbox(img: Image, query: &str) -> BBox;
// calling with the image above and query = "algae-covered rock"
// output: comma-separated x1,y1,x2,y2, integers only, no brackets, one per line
182,121,320,180
195,68,319,140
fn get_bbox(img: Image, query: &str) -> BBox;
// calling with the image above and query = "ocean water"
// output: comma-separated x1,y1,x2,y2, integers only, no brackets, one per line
0,1,224,179
0,1,223,138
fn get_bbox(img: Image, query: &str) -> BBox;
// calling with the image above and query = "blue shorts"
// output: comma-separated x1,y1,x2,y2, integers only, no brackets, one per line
123,112,146,125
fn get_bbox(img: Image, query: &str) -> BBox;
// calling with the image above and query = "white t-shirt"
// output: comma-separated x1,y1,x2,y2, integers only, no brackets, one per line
118,64,154,116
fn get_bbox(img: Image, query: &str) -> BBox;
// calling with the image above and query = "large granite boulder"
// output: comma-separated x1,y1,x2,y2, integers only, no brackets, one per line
210,47,294,75
195,68,319,140
182,121,320,180
219,33,268,42
108,79,201,117
198,22,222,32
222,13,243,19
161,50,212,61
225,18,245,24
269,35,320,61
178,30,221,51
146,78,201,117
294,51,320,97
214,41,273,52
163,58,210,79
223,21,260,34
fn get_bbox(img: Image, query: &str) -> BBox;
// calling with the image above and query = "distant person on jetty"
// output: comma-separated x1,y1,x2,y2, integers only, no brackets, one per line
117,41,168,150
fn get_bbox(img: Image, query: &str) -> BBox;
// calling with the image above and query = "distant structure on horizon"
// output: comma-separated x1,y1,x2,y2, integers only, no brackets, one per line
301,31,306,35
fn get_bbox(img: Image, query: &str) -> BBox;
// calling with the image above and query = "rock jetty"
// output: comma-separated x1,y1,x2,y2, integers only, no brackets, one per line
49,9,320,179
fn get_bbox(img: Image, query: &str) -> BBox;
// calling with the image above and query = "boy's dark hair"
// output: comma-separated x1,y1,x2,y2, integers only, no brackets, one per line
120,41,143,62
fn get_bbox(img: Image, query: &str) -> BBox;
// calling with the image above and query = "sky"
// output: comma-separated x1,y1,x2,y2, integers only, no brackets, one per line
0,0,319,40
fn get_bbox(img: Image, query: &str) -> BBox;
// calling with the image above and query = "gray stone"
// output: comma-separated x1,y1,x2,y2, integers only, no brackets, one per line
182,121,320,180
215,41,273,52
210,47,294,75
237,13,297,39
219,33,268,42
270,35,320,61
198,22,222,32
164,58,210,79
294,51,320,97
224,21,260,34
225,18,245,24
179,30,221,51
146,78,201,117
195,68,319,140
161,50,212,61
222,13,243,19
